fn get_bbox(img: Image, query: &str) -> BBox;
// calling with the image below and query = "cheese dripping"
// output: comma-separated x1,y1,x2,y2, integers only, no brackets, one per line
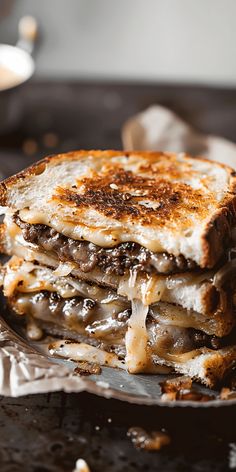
123,268,168,373
49,341,126,370
125,299,149,373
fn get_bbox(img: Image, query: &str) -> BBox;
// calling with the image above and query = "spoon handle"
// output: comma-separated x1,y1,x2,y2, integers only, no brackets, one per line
16,15,38,55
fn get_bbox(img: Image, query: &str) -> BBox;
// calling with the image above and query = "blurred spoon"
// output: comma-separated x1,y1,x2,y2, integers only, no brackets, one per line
17,15,38,55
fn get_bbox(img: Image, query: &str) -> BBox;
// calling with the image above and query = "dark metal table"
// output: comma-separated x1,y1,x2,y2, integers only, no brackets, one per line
1,80,236,472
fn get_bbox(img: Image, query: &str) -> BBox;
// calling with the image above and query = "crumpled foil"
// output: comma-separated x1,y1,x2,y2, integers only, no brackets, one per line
1,104,236,405
0,316,85,396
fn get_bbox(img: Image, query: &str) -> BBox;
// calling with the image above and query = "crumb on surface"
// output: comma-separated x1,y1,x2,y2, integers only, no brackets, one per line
127,427,171,451
73,458,91,472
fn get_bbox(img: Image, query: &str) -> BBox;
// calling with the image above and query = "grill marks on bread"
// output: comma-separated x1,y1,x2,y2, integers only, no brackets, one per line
52,167,215,226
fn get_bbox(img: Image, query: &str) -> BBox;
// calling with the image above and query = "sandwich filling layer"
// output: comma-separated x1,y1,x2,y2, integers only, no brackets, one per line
14,213,197,275
2,220,232,321
11,290,233,356
2,258,236,375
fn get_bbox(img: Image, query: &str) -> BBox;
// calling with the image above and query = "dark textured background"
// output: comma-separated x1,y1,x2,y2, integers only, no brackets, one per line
1,80,236,472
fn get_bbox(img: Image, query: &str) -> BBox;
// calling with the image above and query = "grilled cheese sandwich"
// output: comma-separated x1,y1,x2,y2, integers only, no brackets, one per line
1,150,236,386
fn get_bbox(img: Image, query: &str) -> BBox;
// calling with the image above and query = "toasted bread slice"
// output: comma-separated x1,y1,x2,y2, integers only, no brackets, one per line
153,346,236,388
0,151,236,267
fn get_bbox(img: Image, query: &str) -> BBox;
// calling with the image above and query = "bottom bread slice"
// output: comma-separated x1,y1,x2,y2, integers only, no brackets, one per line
151,346,236,388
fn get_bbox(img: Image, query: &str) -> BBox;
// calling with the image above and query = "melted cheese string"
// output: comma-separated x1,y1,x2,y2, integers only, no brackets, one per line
124,269,157,373
49,341,126,370
125,299,149,373
118,272,166,305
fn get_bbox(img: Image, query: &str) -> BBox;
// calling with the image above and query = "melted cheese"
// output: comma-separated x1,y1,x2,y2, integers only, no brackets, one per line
123,269,150,373
49,340,126,370
118,271,166,305
3,258,80,298
3,257,39,297
2,257,122,302
4,216,214,310
19,208,143,249
48,333,170,374
125,300,149,373
53,261,77,277
26,319,43,340
153,348,204,364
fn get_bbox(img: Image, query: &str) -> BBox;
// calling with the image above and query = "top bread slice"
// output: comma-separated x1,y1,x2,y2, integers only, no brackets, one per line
0,150,236,268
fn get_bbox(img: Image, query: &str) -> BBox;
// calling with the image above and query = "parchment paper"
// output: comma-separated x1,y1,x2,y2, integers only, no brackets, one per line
122,105,236,169
1,104,236,405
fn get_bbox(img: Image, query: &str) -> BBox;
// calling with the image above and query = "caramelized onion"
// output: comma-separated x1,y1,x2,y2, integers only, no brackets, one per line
53,261,76,277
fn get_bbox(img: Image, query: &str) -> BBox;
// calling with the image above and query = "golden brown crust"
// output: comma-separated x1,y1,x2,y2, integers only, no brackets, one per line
0,149,235,203
201,174,236,267
1,150,236,267
0,224,6,254
199,283,234,337
202,347,236,388
0,151,130,205
53,169,210,225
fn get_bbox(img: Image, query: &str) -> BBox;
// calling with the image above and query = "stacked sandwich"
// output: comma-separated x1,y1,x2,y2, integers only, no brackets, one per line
1,150,236,387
